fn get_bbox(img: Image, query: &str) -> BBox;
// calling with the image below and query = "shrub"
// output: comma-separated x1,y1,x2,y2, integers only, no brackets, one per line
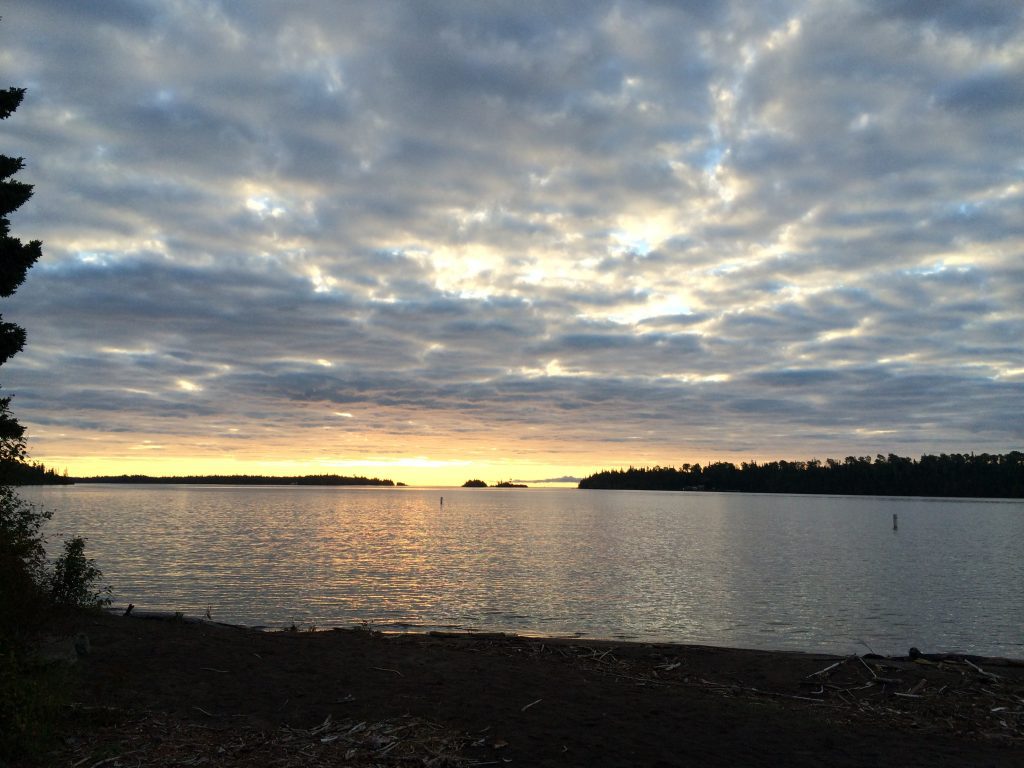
49,537,111,608
0,486,51,636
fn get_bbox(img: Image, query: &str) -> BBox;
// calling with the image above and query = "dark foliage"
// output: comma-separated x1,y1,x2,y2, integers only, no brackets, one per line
0,65,44,633
579,452,1024,498
0,459,73,485
50,537,111,608
462,479,487,487
0,485,50,634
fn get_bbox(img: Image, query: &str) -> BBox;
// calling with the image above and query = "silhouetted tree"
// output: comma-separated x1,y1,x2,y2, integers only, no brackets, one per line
0,85,40,473
1,59,111,764
0,77,45,626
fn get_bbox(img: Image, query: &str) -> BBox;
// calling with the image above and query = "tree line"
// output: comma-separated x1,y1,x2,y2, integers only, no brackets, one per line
73,473,396,486
578,452,1024,498
0,459,73,485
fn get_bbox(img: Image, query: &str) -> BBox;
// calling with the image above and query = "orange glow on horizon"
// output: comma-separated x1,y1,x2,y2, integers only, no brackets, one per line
25,420,859,488
31,454,590,487
23,417,691,487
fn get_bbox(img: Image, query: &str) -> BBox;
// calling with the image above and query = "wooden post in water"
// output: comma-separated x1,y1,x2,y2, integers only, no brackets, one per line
892,513,898,531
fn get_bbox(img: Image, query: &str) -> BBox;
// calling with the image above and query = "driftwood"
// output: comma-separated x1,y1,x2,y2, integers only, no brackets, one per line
520,698,543,712
480,640,1024,744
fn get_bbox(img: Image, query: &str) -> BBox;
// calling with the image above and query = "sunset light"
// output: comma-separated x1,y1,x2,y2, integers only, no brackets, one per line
1,3,1021,484
3,6,1023,763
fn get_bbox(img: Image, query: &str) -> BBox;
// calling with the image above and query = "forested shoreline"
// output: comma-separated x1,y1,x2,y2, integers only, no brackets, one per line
578,452,1024,498
0,459,73,485
72,474,397,486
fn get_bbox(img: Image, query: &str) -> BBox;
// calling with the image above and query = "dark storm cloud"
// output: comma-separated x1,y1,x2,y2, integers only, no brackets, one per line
1,0,1022,467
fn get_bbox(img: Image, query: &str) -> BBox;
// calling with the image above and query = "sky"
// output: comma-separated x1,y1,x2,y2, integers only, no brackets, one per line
1,1,1022,486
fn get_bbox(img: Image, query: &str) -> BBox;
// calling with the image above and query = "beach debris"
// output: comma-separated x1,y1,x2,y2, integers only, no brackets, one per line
806,660,842,678
503,639,1024,744
964,658,1000,681
49,630,1024,767
60,711,471,767
85,756,128,768
520,698,542,712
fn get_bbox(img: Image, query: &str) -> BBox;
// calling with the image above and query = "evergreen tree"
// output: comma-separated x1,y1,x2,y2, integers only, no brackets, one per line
1,77,44,624
0,86,40,473
1,90,40,334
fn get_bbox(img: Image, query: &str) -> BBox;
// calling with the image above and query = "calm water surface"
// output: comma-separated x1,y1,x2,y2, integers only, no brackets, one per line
25,485,1024,657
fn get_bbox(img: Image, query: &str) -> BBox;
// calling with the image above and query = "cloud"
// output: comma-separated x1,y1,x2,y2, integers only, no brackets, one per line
1,1,1022,479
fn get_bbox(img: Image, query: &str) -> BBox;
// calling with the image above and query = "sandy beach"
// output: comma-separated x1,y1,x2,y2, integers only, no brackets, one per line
29,609,1023,767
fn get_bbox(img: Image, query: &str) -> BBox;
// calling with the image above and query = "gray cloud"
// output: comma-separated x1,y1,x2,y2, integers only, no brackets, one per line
1,0,1022,477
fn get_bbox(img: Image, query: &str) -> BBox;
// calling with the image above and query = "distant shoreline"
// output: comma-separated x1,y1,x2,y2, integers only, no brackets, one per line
578,451,1024,498
68,474,398,487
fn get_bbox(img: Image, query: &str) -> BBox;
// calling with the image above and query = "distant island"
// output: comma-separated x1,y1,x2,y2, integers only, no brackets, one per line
461,479,528,488
70,474,396,487
579,452,1024,499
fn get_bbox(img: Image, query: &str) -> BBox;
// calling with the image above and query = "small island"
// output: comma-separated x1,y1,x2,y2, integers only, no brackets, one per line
461,479,528,488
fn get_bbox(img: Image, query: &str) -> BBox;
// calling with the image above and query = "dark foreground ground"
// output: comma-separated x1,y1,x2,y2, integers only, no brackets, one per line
33,611,1024,767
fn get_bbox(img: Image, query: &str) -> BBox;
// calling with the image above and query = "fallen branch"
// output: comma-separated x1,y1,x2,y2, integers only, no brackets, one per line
806,659,844,678
965,658,1001,681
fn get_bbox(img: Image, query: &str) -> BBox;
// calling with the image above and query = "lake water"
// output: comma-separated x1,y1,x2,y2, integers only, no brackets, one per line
24,484,1024,658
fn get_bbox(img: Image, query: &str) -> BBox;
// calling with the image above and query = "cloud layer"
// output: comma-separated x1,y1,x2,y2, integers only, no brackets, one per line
1,1,1022,481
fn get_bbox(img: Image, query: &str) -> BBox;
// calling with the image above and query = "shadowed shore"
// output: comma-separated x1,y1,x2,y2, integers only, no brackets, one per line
41,610,1024,767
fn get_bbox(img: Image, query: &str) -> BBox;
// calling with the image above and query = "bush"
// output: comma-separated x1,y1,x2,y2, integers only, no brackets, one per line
50,537,111,608
0,492,87,765
0,486,51,637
